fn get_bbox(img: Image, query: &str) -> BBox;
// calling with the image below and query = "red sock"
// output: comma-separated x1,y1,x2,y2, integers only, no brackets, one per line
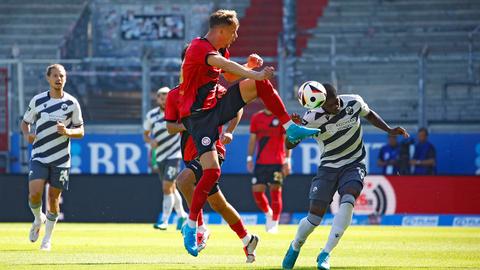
229,219,248,239
253,191,270,213
271,189,283,221
255,80,290,124
189,168,221,221
197,209,204,227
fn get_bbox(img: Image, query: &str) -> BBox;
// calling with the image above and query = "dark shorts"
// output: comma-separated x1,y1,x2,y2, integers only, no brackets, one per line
28,160,70,191
184,157,224,196
182,84,245,157
252,164,284,186
158,158,180,182
309,163,367,203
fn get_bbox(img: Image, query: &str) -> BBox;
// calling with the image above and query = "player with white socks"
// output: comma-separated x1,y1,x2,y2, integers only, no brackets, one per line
22,64,84,251
144,87,188,230
282,83,409,269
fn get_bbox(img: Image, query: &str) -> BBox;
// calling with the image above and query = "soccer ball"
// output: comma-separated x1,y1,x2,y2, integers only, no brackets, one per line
297,81,327,109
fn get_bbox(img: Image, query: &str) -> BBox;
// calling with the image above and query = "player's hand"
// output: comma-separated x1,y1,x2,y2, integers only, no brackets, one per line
282,161,291,176
388,127,409,138
24,133,36,144
221,132,233,145
246,54,263,69
56,121,70,136
290,113,302,124
247,160,254,173
254,66,275,80
150,140,158,148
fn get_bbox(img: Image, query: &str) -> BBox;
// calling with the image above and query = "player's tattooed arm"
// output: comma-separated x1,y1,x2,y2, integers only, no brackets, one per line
207,54,274,82
364,110,409,138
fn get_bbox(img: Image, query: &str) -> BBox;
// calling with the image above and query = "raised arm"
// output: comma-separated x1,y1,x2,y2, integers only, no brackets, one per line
364,110,409,138
223,54,264,82
207,54,273,81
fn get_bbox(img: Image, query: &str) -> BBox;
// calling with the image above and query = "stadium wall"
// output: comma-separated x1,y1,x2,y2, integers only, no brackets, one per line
8,133,480,175
1,174,479,227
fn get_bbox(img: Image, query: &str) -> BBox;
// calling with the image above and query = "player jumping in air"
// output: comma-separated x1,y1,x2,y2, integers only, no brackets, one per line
282,83,409,270
166,79,259,262
178,9,320,258
247,108,291,233
143,87,188,230
21,64,84,251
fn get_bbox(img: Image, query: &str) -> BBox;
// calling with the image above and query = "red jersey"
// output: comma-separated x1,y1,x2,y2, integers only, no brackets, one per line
179,37,230,118
165,86,226,162
250,110,286,165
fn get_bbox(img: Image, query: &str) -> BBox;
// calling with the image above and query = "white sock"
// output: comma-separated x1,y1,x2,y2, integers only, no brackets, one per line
161,193,175,224
187,219,196,228
42,212,58,243
241,233,252,246
292,216,318,251
323,202,354,254
173,189,187,218
282,120,294,130
29,201,42,224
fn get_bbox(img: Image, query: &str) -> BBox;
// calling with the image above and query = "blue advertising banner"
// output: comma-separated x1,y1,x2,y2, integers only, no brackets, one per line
9,132,480,175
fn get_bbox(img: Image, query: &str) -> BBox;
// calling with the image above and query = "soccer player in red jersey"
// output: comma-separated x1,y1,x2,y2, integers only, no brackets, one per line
165,84,258,261
247,108,291,234
179,9,320,258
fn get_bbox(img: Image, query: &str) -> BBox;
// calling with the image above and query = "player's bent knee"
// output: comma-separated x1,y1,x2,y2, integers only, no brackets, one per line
306,213,323,226
309,199,328,218
338,181,363,199
340,194,356,207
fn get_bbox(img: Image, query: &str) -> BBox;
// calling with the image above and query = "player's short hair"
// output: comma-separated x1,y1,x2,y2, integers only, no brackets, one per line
46,64,66,77
323,83,337,100
418,127,429,136
157,87,170,95
209,9,239,28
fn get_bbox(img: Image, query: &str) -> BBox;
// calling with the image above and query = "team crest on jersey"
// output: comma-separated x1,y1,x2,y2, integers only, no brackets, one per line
346,106,354,115
271,118,279,126
201,137,211,146
43,104,47,108
61,103,68,111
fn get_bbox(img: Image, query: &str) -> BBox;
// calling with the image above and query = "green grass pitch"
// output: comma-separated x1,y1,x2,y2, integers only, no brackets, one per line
0,223,479,269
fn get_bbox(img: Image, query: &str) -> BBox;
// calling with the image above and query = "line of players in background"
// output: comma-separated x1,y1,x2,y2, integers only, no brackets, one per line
21,64,85,251
247,108,291,234
143,87,188,230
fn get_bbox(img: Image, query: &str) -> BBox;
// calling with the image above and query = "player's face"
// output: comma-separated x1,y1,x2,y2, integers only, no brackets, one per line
388,136,397,146
322,97,340,114
47,67,66,92
157,93,167,109
418,130,427,143
222,24,238,48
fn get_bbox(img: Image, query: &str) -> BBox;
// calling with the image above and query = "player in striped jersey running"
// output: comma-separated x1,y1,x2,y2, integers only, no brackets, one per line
143,87,188,230
282,83,409,270
21,64,84,251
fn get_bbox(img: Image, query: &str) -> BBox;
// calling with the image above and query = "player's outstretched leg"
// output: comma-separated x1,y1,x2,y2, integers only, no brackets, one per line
239,79,320,142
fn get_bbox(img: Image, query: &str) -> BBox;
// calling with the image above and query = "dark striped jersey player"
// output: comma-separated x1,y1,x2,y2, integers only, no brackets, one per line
21,64,84,251
282,83,409,270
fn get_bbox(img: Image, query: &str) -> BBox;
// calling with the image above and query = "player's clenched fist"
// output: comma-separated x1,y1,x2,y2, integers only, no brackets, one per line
56,121,69,136
247,54,263,69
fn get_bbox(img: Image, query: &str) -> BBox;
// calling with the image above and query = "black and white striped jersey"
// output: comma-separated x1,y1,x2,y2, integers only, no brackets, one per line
144,107,181,163
23,91,83,168
302,94,370,169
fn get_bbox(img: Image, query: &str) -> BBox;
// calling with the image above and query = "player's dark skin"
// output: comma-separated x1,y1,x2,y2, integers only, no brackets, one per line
286,93,409,217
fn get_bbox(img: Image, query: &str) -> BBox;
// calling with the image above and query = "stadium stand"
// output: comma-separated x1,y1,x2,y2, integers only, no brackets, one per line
296,0,480,124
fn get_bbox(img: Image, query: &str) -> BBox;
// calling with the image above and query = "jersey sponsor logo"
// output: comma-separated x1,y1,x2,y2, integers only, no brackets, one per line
331,175,396,215
201,137,211,146
48,114,68,122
